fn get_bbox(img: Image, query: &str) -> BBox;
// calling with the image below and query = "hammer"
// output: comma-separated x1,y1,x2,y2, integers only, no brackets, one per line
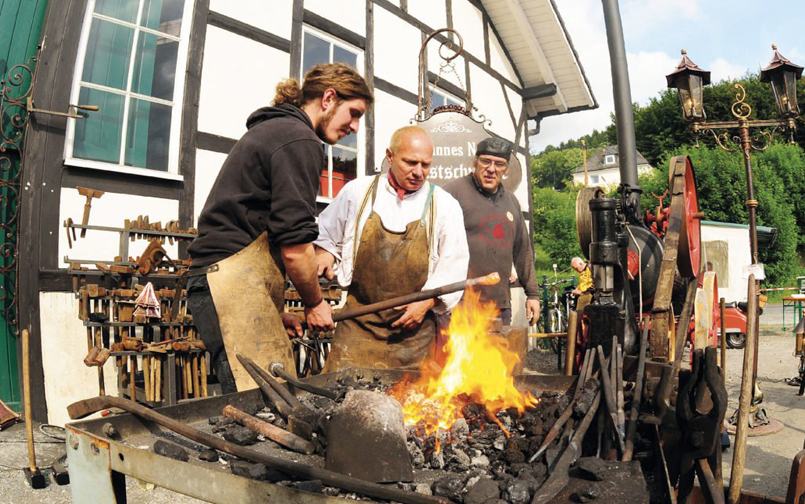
77,187,104,238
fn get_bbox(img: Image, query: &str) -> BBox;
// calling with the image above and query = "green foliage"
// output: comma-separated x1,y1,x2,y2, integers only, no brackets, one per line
531,148,583,190
531,186,582,271
539,129,612,154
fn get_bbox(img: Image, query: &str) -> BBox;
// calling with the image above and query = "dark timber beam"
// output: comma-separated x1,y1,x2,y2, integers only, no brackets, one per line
522,83,557,101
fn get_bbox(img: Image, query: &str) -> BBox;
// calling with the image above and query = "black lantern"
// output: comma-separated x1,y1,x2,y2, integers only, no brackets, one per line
666,50,711,122
760,45,803,119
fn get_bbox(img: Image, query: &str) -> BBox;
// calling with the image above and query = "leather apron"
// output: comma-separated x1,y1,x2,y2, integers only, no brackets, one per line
323,176,437,372
206,231,296,390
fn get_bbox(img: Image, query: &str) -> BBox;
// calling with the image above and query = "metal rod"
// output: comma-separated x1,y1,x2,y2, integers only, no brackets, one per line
236,355,294,419
240,356,307,412
616,343,625,438
222,405,315,455
720,297,727,383
623,321,649,461
67,396,450,504
596,345,626,453
269,363,338,400
601,0,641,221
728,275,758,504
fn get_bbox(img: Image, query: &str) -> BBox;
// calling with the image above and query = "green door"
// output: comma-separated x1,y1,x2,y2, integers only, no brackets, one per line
0,0,48,412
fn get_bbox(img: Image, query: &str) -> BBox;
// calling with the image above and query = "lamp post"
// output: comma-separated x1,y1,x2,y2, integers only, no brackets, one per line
667,46,800,500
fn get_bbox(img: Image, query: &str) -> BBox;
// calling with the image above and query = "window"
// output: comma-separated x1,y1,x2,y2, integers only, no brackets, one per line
590,174,599,184
301,27,364,200
66,0,192,177
430,86,463,109
604,154,616,166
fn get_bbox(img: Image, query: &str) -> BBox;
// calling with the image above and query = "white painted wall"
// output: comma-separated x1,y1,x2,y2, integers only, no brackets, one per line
305,0,366,36
572,165,654,188
59,188,180,266
41,292,119,426
407,0,447,31
198,26,290,140
373,89,418,168
194,149,230,226
452,0,485,61
701,224,753,303
373,7,421,94
208,0,293,39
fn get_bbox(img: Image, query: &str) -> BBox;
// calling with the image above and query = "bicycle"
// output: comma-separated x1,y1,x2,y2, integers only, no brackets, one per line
539,264,575,369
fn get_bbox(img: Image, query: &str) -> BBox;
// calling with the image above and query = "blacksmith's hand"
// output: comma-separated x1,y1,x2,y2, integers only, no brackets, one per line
281,312,304,338
305,300,335,332
392,299,436,331
572,288,581,296
526,298,541,326
315,248,336,280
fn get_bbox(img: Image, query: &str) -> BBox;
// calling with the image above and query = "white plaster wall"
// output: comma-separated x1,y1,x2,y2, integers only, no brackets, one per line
427,47,466,92
198,26,290,139
373,90,418,169
701,224,752,303
488,30,519,85
573,165,654,188
374,7,421,94
41,292,119,426
208,0,293,39
407,0,447,31
469,63,516,141
304,0,366,36
59,188,179,266
194,149,230,226
512,151,529,209
452,0,485,62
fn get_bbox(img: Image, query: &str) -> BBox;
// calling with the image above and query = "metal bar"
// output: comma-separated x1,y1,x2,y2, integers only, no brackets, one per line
66,222,196,238
720,298,727,383
67,396,451,504
236,355,295,419
565,311,578,375
270,363,338,400
223,405,315,455
623,322,649,461
596,345,626,453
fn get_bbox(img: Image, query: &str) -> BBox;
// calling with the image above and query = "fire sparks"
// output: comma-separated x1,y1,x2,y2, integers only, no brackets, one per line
390,289,538,443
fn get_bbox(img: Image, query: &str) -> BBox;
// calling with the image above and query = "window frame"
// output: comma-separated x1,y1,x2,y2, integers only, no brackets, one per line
63,0,194,179
429,85,464,109
300,25,365,203
604,154,616,166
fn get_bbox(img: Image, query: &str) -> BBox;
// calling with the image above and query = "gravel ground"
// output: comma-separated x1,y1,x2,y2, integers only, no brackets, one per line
0,305,801,502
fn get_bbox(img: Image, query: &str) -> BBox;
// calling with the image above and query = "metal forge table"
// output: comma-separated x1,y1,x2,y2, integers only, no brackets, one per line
65,368,577,503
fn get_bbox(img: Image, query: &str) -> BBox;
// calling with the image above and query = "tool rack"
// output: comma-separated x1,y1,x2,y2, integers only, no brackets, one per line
65,219,209,407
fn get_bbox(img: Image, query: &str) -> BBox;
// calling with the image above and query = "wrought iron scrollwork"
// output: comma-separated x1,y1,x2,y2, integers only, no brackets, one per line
0,46,40,334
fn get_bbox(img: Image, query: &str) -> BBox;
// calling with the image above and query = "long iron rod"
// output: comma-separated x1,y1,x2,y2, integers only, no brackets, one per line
622,321,649,461
67,396,450,504
596,345,626,453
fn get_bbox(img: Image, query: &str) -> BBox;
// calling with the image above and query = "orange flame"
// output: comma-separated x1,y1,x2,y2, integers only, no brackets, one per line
390,289,538,444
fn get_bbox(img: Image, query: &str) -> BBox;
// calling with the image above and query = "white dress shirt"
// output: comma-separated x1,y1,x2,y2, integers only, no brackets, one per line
315,175,470,313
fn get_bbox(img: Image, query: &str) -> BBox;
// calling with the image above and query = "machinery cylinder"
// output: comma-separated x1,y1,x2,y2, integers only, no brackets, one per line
590,198,619,302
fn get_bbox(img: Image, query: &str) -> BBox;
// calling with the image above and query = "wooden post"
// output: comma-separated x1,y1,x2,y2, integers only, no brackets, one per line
728,275,758,504
565,311,578,376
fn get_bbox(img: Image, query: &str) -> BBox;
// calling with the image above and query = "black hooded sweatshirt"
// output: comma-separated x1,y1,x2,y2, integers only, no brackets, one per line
188,103,324,267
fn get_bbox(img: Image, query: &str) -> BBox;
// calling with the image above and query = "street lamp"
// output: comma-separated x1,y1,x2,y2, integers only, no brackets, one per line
667,46,802,495
666,49,710,122
760,44,803,120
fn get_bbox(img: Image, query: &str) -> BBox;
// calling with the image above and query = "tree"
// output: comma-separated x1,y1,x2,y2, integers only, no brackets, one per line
531,186,582,271
531,148,582,190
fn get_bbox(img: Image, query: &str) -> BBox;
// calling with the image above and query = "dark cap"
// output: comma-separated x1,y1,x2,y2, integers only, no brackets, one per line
476,137,513,160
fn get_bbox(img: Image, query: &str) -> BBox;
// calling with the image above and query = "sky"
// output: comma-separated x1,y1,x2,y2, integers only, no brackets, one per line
529,0,805,153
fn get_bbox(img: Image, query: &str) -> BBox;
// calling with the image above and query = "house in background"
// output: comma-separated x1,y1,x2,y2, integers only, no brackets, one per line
1,0,596,424
573,145,653,188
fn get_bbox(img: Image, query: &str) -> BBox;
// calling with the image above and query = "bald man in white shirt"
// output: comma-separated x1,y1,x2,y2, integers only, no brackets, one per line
314,125,469,372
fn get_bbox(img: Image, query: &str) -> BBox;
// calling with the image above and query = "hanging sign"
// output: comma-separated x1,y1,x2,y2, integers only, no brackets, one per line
380,110,523,191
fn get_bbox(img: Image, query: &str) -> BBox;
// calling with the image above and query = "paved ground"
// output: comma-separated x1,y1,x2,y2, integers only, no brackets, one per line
0,304,801,502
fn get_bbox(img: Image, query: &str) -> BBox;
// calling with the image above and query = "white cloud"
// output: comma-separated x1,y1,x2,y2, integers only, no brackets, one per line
709,57,748,83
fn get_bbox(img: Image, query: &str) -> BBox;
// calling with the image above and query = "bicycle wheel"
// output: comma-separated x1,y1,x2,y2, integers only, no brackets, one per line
549,310,562,354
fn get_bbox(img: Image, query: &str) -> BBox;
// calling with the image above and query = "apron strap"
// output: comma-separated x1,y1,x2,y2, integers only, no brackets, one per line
352,175,381,266
420,183,436,257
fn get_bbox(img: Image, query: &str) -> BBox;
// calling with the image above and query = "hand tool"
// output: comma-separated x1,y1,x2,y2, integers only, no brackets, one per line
67,396,451,504
529,348,593,463
236,355,294,419
222,405,315,455
76,186,104,238
269,362,338,400
239,355,307,412
51,460,70,485
622,321,649,461
596,345,626,453
301,272,501,331
22,329,48,489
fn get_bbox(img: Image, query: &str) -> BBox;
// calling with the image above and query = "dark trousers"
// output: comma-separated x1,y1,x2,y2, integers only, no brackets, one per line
187,275,238,394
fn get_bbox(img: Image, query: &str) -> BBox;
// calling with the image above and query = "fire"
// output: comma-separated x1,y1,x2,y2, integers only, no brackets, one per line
390,289,538,443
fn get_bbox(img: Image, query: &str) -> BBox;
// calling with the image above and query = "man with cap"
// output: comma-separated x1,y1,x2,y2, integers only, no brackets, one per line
444,137,540,326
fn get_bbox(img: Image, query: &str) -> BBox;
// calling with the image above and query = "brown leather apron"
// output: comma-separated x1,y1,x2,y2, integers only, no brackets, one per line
206,231,297,390
323,176,437,372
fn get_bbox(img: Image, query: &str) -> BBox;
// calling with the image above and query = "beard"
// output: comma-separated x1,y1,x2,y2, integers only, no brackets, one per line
315,104,339,145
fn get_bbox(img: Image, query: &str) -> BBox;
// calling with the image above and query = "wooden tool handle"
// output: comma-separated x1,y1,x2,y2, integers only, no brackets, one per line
22,329,36,473
222,405,314,455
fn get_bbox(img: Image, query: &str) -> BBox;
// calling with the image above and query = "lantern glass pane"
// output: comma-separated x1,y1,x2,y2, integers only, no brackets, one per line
785,70,799,116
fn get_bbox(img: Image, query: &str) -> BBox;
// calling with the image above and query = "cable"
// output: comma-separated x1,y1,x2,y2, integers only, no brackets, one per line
39,423,66,441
